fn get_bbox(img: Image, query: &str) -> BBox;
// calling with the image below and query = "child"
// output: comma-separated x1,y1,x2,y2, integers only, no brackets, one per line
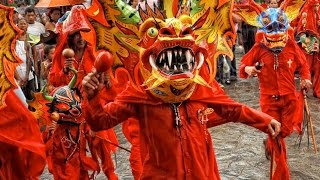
41,44,55,89
41,45,55,80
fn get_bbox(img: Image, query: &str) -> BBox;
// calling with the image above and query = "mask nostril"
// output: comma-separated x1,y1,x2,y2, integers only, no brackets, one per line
278,23,285,30
266,25,273,32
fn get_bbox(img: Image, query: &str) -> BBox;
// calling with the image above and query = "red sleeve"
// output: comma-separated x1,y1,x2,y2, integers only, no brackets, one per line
239,44,260,78
209,102,273,133
83,91,137,132
294,43,311,80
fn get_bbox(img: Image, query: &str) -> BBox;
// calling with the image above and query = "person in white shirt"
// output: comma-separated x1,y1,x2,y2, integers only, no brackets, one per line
14,18,36,101
25,7,45,37
25,7,45,90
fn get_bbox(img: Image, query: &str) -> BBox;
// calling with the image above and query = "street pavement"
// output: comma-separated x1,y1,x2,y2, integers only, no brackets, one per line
41,49,320,180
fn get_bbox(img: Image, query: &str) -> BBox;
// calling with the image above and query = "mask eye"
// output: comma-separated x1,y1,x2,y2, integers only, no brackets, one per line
55,103,70,111
262,17,270,25
278,16,285,24
73,93,81,102
278,23,285,30
147,27,158,38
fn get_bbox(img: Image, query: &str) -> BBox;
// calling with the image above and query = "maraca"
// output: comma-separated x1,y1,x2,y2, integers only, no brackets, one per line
94,50,114,73
62,48,75,58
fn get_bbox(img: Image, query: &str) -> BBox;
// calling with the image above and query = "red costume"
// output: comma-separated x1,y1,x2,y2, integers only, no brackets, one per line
99,73,143,179
240,39,310,135
81,1,281,179
240,39,311,179
83,68,274,180
0,90,46,179
0,5,45,179
47,6,118,179
296,0,320,98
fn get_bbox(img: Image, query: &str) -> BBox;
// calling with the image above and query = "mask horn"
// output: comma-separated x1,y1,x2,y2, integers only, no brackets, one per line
41,85,54,101
68,67,78,88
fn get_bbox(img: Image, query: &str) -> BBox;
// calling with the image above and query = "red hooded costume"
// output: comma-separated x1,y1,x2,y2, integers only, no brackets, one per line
240,38,311,179
83,66,274,180
47,6,118,179
296,0,320,98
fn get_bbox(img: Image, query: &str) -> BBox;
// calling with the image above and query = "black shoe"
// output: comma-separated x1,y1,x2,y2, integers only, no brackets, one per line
230,76,237,81
225,80,231,85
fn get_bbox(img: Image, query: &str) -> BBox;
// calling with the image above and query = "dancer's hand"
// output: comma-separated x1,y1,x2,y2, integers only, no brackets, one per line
82,68,105,99
63,57,74,73
244,66,261,77
268,119,281,139
300,79,312,91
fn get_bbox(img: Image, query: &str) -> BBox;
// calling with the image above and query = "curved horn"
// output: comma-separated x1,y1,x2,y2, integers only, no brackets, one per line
116,0,141,24
41,85,54,101
280,0,306,21
163,0,178,18
68,67,78,88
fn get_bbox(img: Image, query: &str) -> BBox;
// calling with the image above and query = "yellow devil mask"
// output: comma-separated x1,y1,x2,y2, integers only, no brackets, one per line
88,0,236,103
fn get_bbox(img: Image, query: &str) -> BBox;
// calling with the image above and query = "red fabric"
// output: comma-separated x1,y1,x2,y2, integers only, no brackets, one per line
83,67,274,179
0,90,46,179
49,6,95,88
49,44,96,88
240,39,311,95
304,52,317,72
313,57,320,97
98,69,143,179
122,118,142,179
48,29,118,179
172,0,179,17
88,131,118,180
312,57,320,98
240,38,310,179
266,137,289,180
84,0,109,27
50,123,99,180
296,1,320,36
260,93,301,138
293,92,304,134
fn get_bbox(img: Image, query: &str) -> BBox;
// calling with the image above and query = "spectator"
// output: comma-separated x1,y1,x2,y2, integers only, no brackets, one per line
45,8,62,31
268,0,279,8
216,54,231,86
128,0,139,9
25,6,46,90
14,18,36,101
41,45,55,85
25,6,46,37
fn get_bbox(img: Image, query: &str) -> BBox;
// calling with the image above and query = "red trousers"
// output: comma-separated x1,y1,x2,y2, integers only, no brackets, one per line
260,93,300,180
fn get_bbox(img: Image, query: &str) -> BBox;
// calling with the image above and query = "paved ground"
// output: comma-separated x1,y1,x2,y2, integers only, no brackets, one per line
41,49,320,179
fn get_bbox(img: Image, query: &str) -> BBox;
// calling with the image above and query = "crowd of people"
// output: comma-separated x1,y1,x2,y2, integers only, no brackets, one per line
0,0,319,179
